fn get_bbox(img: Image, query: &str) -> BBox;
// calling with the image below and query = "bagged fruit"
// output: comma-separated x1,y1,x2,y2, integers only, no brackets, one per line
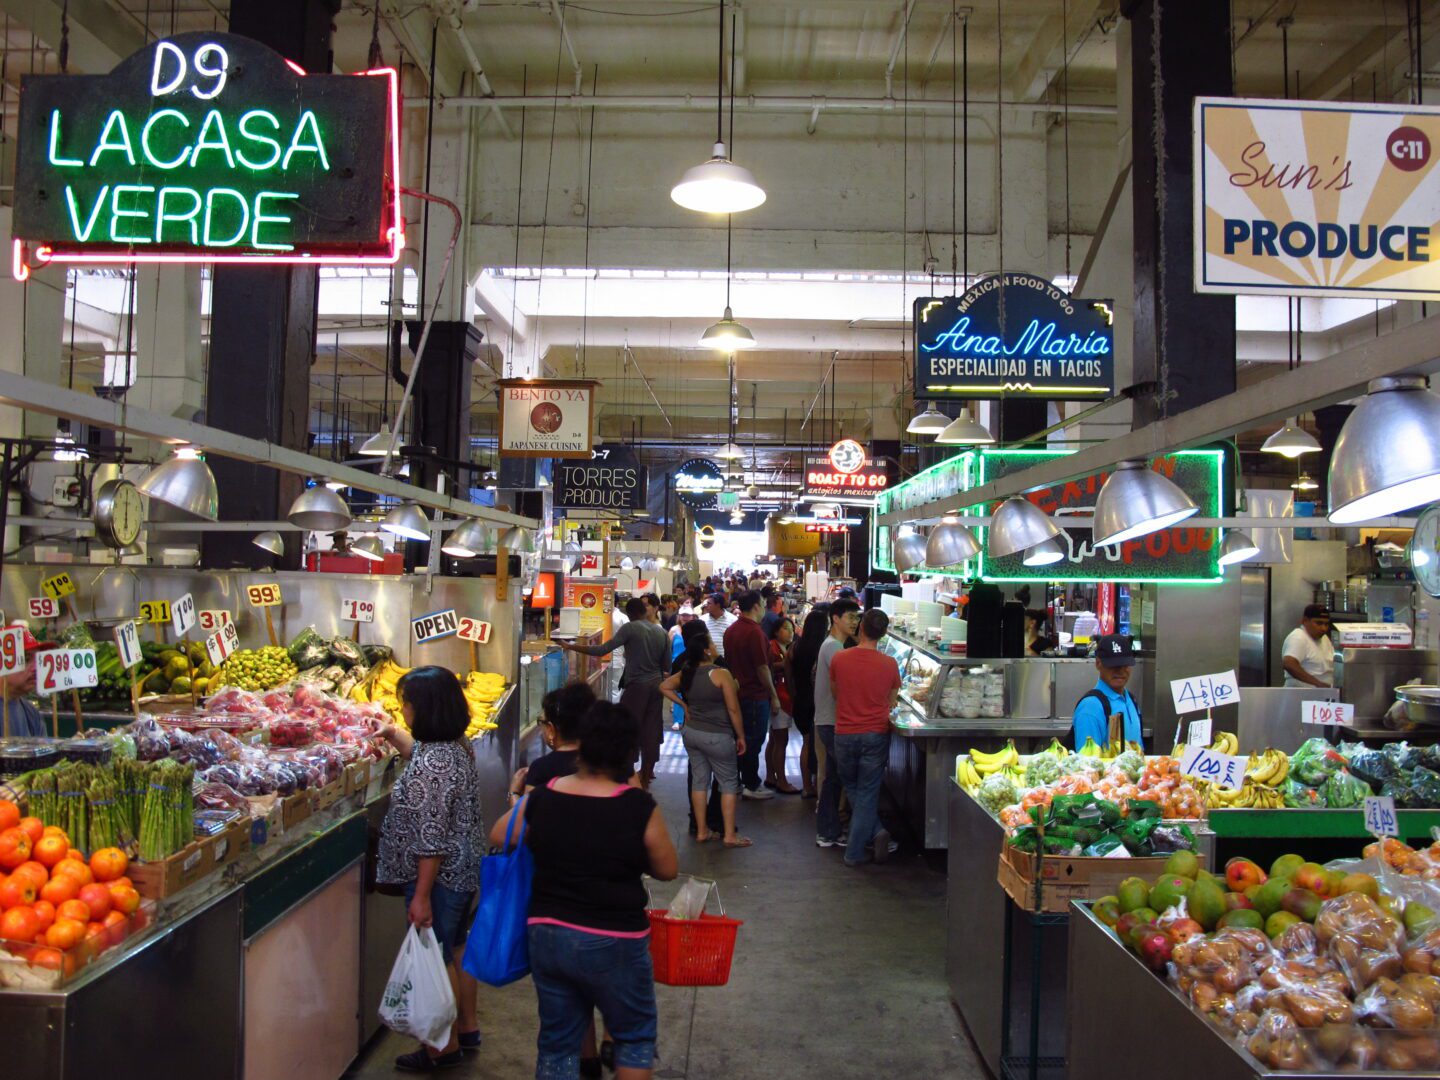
1354,975,1438,1030
1247,1007,1318,1071
1317,893,1406,992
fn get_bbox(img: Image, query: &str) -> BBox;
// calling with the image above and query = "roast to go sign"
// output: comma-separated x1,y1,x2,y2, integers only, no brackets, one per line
11,32,400,273
412,608,458,644
1195,97,1440,300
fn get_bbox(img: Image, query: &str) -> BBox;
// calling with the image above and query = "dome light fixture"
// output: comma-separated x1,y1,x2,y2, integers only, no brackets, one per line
1291,472,1319,492
906,404,950,435
1218,530,1261,567
717,440,745,460
442,519,490,558
1022,533,1068,567
380,502,431,541
1261,418,1321,459
358,424,397,456
934,409,995,446
136,446,219,521
698,307,757,350
891,528,928,573
1092,460,1199,546
287,485,352,531
351,536,386,562
499,526,536,553
1329,375,1440,524
987,497,1062,558
924,521,981,568
252,531,285,556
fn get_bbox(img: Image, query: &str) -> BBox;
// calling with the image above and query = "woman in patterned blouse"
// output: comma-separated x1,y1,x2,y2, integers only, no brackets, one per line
377,665,487,1072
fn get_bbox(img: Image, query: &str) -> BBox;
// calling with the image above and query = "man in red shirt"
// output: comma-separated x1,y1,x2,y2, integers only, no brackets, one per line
723,590,782,800
829,607,901,866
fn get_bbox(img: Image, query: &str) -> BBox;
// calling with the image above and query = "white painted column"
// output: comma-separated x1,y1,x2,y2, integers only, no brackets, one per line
0,208,65,440
131,265,204,421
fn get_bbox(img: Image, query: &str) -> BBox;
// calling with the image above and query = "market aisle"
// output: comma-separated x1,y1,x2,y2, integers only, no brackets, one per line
349,732,979,1080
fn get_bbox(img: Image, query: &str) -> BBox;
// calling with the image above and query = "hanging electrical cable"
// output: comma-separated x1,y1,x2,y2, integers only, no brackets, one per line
507,67,528,377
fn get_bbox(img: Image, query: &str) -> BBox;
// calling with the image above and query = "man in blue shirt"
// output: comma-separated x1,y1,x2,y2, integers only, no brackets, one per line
1071,634,1142,749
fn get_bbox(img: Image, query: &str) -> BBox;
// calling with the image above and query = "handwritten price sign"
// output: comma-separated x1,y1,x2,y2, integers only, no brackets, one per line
205,622,241,667
341,598,375,623
1303,701,1355,727
1364,796,1398,838
246,583,283,607
197,610,232,633
113,620,142,670
171,592,197,638
1186,716,1213,746
36,648,97,695
139,600,171,624
1171,669,1240,715
27,597,58,620
1179,744,1246,791
457,616,492,644
40,572,76,600
0,627,26,678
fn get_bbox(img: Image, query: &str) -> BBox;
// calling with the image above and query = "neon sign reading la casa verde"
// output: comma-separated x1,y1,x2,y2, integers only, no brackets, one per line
11,32,402,277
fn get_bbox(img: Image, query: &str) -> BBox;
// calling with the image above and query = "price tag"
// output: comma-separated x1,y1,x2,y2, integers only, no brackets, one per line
412,608,458,643
0,627,26,678
171,592,197,638
205,622,241,667
457,616,492,644
40,571,76,600
139,600,172,624
27,596,59,620
341,598,375,623
246,583,283,607
197,610,232,633
36,648,97,695
1303,701,1355,727
1179,744,1246,791
1170,670,1240,715
113,620,142,671
1364,796,1398,838
1187,716,1213,746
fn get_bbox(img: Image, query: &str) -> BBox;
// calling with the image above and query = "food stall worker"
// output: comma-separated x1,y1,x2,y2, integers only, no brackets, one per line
1281,604,1334,688
2,627,45,737
1070,634,1142,749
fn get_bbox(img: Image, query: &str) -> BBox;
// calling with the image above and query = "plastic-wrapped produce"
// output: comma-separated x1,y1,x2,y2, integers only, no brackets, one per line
1346,748,1398,792
1292,737,1343,787
1024,753,1062,788
1111,749,1145,782
128,717,173,761
1283,777,1325,808
1316,892,1405,992
194,781,251,815
167,730,224,769
1061,752,1105,777
1323,768,1370,809
977,772,1018,815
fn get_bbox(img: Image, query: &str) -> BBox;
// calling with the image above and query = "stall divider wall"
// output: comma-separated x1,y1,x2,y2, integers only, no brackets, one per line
1148,575,1241,746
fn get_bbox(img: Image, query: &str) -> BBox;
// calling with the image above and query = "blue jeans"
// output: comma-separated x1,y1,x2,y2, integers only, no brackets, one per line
528,923,657,1079
402,876,476,966
815,725,843,842
834,731,889,865
737,698,770,790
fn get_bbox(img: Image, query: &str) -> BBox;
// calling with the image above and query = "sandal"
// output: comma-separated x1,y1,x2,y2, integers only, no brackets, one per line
395,1048,466,1072
694,832,717,843
722,835,754,848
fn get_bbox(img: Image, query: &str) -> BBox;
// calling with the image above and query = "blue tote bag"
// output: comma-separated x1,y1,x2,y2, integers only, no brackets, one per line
462,802,534,986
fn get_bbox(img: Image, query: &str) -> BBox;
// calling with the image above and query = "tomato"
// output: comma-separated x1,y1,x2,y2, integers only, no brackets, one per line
0,800,18,831
44,917,85,950
10,862,48,890
55,899,90,924
16,817,42,846
107,884,140,916
88,847,127,883
0,906,40,943
0,827,31,870
33,835,69,868
77,884,111,921
0,877,36,910
39,875,79,905
52,859,93,887
31,900,55,932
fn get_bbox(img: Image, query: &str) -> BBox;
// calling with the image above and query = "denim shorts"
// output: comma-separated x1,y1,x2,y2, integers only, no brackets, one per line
403,877,476,965
528,922,657,1078
682,726,741,794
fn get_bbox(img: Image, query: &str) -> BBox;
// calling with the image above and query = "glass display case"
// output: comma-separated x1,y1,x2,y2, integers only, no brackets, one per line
883,631,1006,722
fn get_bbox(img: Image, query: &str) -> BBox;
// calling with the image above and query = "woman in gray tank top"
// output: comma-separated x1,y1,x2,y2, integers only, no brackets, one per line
660,629,752,848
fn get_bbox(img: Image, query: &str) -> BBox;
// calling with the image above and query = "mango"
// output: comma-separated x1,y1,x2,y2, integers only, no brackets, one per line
1281,887,1322,923
1117,876,1151,915
1218,908,1265,931
1149,875,1192,915
1405,902,1438,938
1092,897,1121,927
1339,872,1379,899
1270,853,1305,882
1266,911,1302,939
1251,878,1291,920
1164,850,1200,880
1188,876,1228,931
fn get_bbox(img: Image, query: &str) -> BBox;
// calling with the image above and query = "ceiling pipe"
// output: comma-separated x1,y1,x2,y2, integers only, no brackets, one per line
548,0,585,95
883,0,920,100
430,0,516,139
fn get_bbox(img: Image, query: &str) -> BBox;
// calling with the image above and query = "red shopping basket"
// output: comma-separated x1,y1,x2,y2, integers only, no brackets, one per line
645,879,742,987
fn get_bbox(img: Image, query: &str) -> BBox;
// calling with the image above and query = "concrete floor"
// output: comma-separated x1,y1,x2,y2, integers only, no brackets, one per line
349,733,983,1080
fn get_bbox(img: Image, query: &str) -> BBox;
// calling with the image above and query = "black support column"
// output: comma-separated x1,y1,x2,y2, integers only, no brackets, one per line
201,0,340,569
1126,0,1236,424
404,321,483,496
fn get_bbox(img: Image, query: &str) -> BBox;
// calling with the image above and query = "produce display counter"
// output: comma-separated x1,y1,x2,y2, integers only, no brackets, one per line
1206,808,1440,869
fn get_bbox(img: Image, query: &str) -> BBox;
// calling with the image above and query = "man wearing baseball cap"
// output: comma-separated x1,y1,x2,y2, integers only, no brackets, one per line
1070,633,1142,749
2,624,46,738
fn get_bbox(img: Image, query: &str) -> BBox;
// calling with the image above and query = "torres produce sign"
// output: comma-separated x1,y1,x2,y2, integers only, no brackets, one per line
803,438,892,499
1195,97,1440,299
10,32,401,276
555,445,649,512
913,273,1114,400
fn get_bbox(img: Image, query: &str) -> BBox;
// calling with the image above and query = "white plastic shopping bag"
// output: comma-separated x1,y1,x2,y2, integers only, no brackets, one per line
379,925,458,1051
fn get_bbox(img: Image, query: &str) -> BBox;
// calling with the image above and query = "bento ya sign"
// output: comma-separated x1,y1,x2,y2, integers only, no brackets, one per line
11,32,401,274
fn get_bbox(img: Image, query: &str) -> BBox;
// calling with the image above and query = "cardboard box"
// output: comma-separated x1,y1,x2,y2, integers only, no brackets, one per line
130,840,213,900
998,844,1170,914
313,777,344,811
209,818,252,870
281,789,314,832
343,758,372,796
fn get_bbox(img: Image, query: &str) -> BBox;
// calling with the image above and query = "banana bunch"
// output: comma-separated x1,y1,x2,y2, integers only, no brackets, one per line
969,741,1019,776
956,757,983,792
1042,737,1067,758
1078,737,1105,758
351,659,411,726
462,671,507,737
1210,731,1240,755
1246,748,1290,788
1207,780,1285,809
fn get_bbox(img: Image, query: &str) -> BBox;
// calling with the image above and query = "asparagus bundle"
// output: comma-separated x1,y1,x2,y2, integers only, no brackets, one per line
87,772,120,852
25,768,58,829
58,766,88,856
138,759,195,862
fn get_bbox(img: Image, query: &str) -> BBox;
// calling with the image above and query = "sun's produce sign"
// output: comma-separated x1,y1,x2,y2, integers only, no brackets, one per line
1196,96,1440,299
10,32,400,274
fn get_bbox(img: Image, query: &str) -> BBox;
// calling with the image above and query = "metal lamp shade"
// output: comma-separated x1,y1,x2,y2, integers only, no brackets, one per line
717,440,745,460
1092,460,1198,546
670,143,767,214
987,497,1061,558
358,425,396,456
499,526,536,553
1261,419,1321,458
892,530,928,572
925,522,981,567
934,410,995,446
287,486,352,531
906,405,949,434
252,531,285,556
380,503,431,541
1022,533,1068,567
442,519,490,558
698,308,757,350
351,536,386,562
1329,375,1440,524
137,454,218,520
1218,530,1261,567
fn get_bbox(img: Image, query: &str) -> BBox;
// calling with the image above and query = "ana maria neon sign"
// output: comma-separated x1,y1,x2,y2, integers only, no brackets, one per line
11,32,402,277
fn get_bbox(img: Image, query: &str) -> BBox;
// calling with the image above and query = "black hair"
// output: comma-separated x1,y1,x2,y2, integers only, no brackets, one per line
398,665,470,743
859,608,890,641
541,681,597,741
774,616,796,638
829,598,860,623
624,596,648,620
706,592,728,609
1024,609,1048,625
643,592,661,608
1304,604,1331,621
761,585,777,601
789,606,831,691
578,701,639,783
736,589,762,614
678,629,713,697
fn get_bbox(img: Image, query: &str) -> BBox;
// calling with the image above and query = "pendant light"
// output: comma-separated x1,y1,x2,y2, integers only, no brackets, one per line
252,531,285,556
1291,473,1319,492
906,404,950,435
1261,419,1321,458
987,497,1061,558
359,425,397,456
892,529,928,573
351,536,386,562
1329,375,1440,524
499,526,536,553
380,503,431,541
717,440,744,460
287,485,352,531
935,409,994,445
1092,460,1199,546
925,520,981,567
1218,530,1260,567
699,307,756,350
671,2,765,214
442,519,490,558
1022,533,1068,567
137,446,219,521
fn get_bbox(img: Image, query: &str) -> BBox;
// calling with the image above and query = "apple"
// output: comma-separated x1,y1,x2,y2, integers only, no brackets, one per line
1225,857,1267,893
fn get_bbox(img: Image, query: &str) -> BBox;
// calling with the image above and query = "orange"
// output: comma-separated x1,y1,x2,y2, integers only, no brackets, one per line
0,877,36,910
34,835,68,869
55,899,90,924
28,946,63,970
11,861,48,890
0,906,40,943
52,859,93,887
44,917,85,950
0,827,31,870
88,847,127,883
31,900,55,932
0,799,17,831
107,884,140,916
77,884,111,920
39,875,79,905
16,817,42,845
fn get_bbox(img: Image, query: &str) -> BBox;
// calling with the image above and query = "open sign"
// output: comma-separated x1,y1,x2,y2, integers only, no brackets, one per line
412,608,458,644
